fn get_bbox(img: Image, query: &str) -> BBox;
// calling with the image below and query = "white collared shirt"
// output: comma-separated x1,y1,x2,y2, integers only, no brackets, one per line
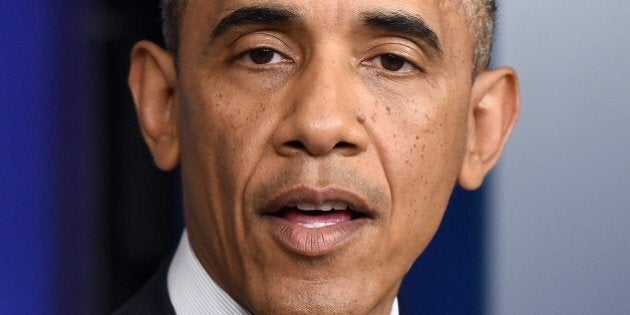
167,231,399,315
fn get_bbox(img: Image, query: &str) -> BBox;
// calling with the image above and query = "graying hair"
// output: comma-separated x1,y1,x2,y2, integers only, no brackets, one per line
160,0,497,72
460,0,497,72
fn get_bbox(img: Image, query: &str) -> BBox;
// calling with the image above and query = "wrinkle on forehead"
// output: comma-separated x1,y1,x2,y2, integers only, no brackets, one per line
190,0,474,33
180,0,484,72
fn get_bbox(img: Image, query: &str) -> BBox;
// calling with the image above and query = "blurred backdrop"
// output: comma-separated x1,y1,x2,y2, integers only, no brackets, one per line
1,1,628,314
489,1,630,314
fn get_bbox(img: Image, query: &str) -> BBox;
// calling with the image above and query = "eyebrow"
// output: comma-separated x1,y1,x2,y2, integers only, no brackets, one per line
361,11,442,54
211,6,297,40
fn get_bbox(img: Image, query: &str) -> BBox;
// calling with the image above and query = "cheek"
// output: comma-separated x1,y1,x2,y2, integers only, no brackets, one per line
371,87,469,255
178,77,280,213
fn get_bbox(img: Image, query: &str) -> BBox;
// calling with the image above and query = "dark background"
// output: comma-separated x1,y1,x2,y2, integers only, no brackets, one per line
98,1,182,309
1,1,486,314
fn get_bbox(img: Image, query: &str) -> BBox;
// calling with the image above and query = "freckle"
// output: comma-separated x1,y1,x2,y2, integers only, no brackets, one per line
386,107,392,114
357,115,366,124
413,144,417,149
415,136,419,140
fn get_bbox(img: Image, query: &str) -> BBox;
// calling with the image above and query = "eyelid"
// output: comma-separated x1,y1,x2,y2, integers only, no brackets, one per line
229,32,297,61
236,47,292,65
363,54,417,73
362,52,425,75
362,42,427,72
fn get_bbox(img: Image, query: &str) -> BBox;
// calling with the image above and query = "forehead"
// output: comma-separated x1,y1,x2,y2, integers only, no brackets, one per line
179,0,475,74
182,0,470,37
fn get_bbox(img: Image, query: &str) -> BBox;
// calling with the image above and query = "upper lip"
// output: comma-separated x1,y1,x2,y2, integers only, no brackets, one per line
259,186,375,219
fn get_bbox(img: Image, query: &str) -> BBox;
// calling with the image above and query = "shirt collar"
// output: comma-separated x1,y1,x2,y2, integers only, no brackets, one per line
167,230,399,315
167,231,250,314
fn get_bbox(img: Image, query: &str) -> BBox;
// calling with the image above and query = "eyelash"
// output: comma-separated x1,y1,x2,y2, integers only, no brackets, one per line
235,47,292,65
363,53,422,73
234,47,423,74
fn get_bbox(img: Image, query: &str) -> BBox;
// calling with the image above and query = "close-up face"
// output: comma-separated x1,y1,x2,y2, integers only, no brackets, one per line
129,0,519,314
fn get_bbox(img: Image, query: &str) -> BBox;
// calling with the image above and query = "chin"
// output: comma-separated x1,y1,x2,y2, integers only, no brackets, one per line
243,264,398,315
252,285,378,315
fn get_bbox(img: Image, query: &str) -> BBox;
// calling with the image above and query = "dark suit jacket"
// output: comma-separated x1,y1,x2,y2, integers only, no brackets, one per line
113,260,176,315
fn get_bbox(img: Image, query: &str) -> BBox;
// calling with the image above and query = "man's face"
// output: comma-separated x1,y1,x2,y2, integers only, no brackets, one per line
172,0,476,313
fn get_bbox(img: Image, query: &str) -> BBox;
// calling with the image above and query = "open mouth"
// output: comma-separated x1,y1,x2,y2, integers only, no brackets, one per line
260,187,374,255
271,202,367,229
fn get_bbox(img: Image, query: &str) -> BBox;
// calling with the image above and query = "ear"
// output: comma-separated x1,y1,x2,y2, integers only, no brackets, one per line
128,40,180,171
458,67,520,190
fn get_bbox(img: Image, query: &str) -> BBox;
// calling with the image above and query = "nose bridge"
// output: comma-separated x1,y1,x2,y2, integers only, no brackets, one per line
297,56,344,116
273,48,369,157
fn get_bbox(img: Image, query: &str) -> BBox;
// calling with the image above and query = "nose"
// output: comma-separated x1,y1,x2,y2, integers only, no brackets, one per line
272,59,370,157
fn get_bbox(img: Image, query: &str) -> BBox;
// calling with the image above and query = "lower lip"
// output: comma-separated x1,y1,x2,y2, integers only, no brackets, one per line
265,212,369,256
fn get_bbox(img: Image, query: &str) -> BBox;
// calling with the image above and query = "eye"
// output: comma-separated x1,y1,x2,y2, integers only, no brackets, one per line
379,54,407,71
241,47,288,65
364,54,418,73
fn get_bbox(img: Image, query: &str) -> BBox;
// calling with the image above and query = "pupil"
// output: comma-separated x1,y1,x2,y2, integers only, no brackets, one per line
381,54,405,71
249,48,275,64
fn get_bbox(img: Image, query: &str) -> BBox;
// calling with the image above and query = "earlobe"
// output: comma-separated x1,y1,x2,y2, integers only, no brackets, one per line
458,67,520,190
128,40,180,171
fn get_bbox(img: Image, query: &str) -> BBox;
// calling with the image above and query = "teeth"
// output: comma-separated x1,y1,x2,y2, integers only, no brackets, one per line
320,203,334,211
296,202,349,212
296,202,316,211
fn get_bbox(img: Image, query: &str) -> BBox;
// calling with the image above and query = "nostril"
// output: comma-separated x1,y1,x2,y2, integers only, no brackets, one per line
285,140,305,150
334,141,355,150
281,140,357,156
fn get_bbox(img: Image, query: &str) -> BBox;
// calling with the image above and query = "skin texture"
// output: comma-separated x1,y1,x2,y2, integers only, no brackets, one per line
128,0,520,314
161,0,497,73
